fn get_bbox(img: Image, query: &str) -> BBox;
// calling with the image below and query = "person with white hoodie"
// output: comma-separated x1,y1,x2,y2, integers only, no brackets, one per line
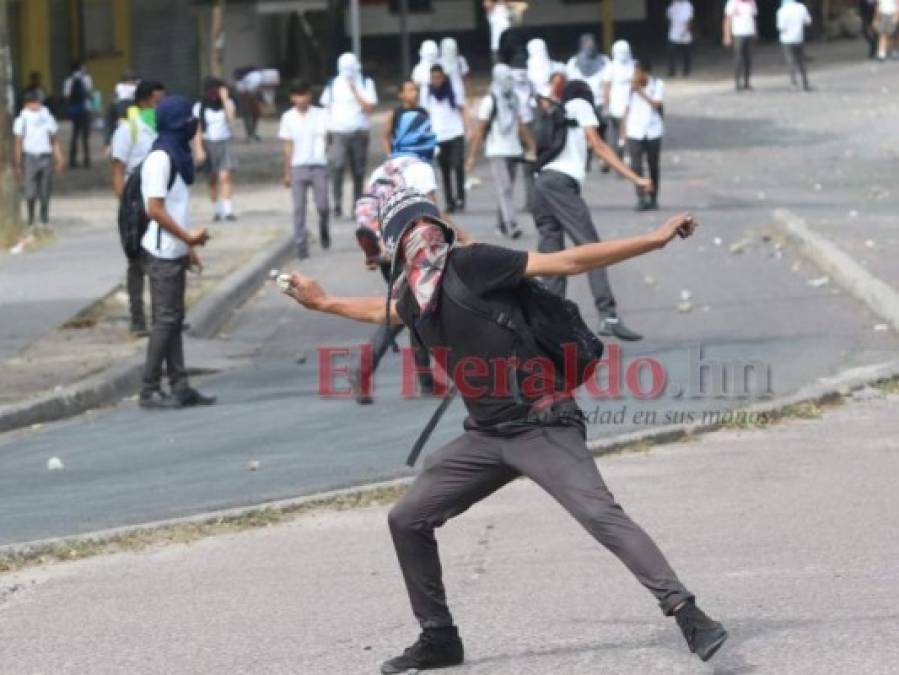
527,38,564,97
412,40,441,104
601,40,635,161
439,38,470,104
320,52,378,217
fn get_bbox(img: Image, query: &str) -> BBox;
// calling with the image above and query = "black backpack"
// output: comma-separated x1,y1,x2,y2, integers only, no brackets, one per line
533,99,577,170
118,151,177,260
441,266,604,396
68,75,86,107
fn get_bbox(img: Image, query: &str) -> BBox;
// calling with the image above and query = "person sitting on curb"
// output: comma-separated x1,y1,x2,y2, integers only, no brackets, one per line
280,189,727,673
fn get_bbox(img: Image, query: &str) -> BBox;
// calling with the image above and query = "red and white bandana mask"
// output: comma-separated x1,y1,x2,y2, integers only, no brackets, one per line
396,221,451,314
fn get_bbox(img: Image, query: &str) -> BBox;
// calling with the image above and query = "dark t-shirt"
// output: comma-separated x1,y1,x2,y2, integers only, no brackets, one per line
396,243,532,427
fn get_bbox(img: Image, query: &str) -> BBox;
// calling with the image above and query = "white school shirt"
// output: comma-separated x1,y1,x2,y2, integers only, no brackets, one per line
13,107,58,155
63,72,93,99
777,3,812,44
601,61,635,119
566,58,607,108
477,95,523,158
488,4,511,51
278,106,328,167
192,102,232,142
879,0,898,14
141,150,191,260
542,98,598,184
667,1,695,44
320,75,378,133
110,114,157,175
725,0,758,37
626,78,665,141
425,94,465,142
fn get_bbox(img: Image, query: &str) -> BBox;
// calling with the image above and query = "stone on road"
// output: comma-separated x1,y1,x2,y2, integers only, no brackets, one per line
2,395,898,674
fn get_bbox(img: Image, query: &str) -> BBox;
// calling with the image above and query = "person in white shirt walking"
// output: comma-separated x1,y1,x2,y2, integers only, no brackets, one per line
527,38,564,97
724,0,758,91
440,38,470,105
466,64,536,240
13,91,65,226
411,41,440,105
484,0,512,63
426,65,467,213
193,78,238,221
624,61,665,211
110,79,166,335
280,80,331,260
139,96,215,410
63,61,94,168
777,0,813,91
667,0,694,77
533,80,653,341
601,40,636,161
321,52,378,218
874,0,899,60
567,33,610,173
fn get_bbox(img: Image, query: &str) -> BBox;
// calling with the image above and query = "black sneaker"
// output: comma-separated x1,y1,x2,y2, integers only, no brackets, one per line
597,316,643,341
320,224,331,250
174,387,217,407
334,205,343,218
129,321,149,338
224,213,238,222
139,389,183,410
380,627,464,674
213,214,223,222
508,224,522,240
675,601,728,662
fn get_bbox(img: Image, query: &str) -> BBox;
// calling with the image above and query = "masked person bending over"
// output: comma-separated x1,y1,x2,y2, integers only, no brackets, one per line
281,189,728,673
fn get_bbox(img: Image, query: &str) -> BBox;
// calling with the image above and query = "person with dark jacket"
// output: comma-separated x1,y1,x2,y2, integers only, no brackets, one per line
63,62,94,168
280,188,727,674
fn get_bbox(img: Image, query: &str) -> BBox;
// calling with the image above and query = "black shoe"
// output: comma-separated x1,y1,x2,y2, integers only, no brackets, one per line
139,389,183,410
320,225,331,250
334,205,343,218
508,224,522,240
597,316,643,341
213,214,223,223
129,320,149,337
224,213,237,222
352,369,374,405
297,244,310,261
380,627,464,674
446,202,457,214
676,600,728,662
174,387,217,407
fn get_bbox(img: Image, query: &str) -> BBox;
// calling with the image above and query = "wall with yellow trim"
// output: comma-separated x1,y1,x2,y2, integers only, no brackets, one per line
18,0,52,92
73,0,133,102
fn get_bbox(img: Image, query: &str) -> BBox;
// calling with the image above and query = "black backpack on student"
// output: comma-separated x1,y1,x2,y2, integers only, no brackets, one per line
532,99,577,170
117,151,176,260
68,75,86,107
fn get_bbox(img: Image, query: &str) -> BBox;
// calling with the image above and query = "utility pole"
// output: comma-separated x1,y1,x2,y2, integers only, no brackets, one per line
211,0,226,78
349,0,361,61
602,0,615,53
0,0,22,245
399,0,410,79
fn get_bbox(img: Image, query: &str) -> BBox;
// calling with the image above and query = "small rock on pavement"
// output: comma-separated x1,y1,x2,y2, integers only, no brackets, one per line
874,323,889,332
47,457,64,471
677,301,694,313
865,239,876,248
643,274,657,286
680,289,692,301
729,237,752,254
713,236,723,247
807,276,830,288
247,460,260,472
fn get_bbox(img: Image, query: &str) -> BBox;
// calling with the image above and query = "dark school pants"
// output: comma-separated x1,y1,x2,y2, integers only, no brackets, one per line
667,42,693,77
733,36,753,89
533,169,617,317
628,137,662,204
388,424,695,628
437,135,466,209
141,253,189,394
23,153,53,224
329,130,370,211
69,110,91,167
783,44,810,90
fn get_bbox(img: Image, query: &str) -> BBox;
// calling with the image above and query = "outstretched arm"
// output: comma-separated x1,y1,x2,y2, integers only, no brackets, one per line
284,272,404,325
584,126,652,192
525,212,696,277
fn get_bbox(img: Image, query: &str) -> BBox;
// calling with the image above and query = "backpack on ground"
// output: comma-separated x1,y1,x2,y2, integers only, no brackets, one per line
532,99,577,170
117,151,177,259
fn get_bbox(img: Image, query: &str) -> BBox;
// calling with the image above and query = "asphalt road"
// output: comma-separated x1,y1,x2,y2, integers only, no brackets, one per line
2,394,898,674
1,57,898,546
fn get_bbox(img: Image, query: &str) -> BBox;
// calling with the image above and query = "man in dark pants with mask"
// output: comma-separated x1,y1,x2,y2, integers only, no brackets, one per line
282,189,728,673
534,80,653,341
139,96,216,410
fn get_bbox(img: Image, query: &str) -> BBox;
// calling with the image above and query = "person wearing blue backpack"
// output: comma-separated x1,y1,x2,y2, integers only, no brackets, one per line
279,188,727,673
63,62,93,168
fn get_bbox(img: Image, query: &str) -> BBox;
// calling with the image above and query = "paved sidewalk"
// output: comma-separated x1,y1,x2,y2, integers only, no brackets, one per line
2,392,898,674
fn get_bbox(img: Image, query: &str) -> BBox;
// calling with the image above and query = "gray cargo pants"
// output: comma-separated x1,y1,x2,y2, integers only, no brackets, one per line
291,165,329,250
533,169,617,317
328,130,370,212
23,153,53,224
141,253,189,395
388,424,694,628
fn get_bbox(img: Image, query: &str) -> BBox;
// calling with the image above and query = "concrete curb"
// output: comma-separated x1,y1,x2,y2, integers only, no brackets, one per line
4,358,898,561
0,235,294,435
771,209,899,332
